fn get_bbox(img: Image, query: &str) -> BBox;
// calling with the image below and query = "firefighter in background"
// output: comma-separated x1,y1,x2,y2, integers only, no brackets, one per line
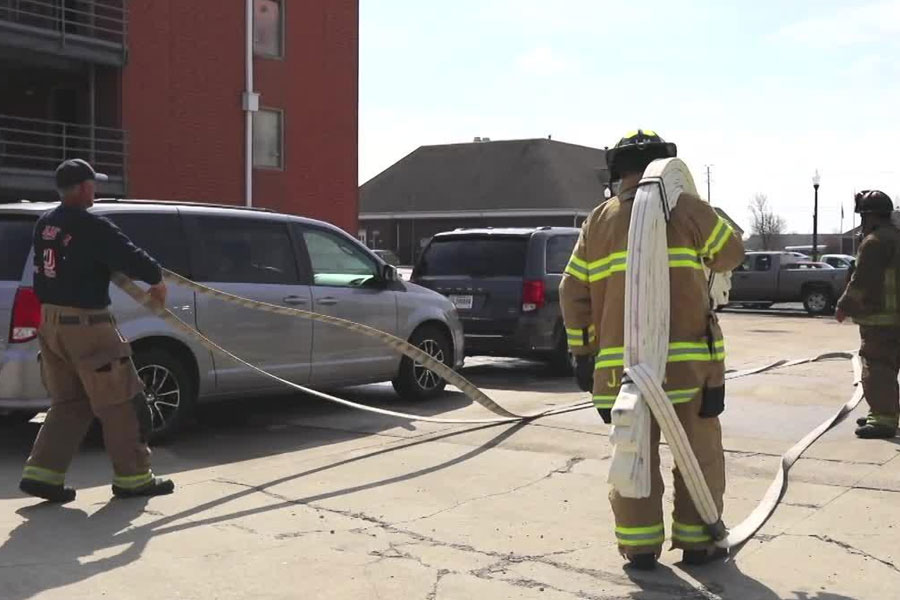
560,130,744,570
836,190,900,439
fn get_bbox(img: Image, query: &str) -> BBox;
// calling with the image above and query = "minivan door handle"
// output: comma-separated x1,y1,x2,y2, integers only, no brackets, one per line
283,296,308,306
317,297,339,306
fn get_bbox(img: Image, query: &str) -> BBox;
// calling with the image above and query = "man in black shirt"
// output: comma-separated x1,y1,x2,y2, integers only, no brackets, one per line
20,159,174,503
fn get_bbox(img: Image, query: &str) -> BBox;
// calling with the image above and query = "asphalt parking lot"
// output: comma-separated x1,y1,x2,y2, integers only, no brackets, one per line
2,308,899,600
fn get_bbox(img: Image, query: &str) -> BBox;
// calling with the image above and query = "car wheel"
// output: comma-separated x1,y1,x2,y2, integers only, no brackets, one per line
133,347,196,440
802,289,833,316
392,326,451,401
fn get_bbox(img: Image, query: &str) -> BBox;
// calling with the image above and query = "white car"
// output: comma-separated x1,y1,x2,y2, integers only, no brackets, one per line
820,254,855,270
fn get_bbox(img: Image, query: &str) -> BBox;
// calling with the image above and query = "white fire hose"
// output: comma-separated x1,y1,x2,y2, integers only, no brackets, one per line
111,240,865,549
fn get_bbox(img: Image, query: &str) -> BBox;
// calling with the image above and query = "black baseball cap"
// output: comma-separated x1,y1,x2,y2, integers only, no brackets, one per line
55,159,108,189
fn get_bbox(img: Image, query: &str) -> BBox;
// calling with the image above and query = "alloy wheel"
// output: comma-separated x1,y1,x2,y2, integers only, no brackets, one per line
413,339,445,391
137,364,181,432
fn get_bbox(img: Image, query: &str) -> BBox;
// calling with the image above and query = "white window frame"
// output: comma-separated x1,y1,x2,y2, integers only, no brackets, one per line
252,108,284,170
253,0,285,59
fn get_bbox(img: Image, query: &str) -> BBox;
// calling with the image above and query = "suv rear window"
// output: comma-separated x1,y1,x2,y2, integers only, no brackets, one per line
0,216,36,281
416,236,527,277
546,235,578,274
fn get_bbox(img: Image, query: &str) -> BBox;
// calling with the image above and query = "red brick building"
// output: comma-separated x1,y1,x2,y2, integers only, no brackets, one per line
0,0,359,232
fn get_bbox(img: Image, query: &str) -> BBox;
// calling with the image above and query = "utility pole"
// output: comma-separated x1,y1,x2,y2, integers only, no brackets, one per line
705,165,713,203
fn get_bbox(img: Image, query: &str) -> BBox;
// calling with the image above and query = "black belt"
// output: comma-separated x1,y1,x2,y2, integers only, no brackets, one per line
57,314,114,326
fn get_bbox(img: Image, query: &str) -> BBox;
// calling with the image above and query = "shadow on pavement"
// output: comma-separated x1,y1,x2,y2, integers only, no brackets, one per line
0,421,525,599
0,499,150,600
625,560,861,600
1,357,573,500
0,384,481,500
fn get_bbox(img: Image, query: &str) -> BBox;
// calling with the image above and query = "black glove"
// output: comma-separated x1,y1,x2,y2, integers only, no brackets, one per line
598,408,612,424
574,355,594,392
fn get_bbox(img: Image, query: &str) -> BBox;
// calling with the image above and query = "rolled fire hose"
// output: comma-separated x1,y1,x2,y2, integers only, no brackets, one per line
112,266,864,548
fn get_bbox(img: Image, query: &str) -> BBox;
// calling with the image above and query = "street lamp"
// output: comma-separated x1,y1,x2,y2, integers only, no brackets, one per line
812,170,821,261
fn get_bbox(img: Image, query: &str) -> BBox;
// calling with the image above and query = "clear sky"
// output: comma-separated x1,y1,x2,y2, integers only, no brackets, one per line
359,0,900,235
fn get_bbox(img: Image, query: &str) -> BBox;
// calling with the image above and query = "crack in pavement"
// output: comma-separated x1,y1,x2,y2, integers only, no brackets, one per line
390,456,588,527
186,477,728,599
805,534,900,574
753,530,900,575
425,568,450,600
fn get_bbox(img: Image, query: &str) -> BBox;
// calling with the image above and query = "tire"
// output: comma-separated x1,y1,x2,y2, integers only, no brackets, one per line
802,288,833,316
132,347,196,440
392,326,452,401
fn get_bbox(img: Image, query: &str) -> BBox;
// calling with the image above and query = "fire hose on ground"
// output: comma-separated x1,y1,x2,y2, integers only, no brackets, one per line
112,269,865,550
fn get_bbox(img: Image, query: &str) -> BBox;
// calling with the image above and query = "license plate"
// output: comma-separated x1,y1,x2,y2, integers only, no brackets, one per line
449,295,474,310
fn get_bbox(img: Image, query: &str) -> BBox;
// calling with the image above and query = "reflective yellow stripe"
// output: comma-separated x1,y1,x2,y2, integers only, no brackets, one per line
668,247,703,270
672,521,712,543
593,395,616,409
596,346,626,369
667,388,700,404
566,325,596,347
573,247,707,283
22,466,65,485
615,523,665,546
565,261,589,282
113,472,153,489
867,414,899,427
596,340,724,368
568,255,589,269
701,218,734,259
586,252,628,282
668,340,725,363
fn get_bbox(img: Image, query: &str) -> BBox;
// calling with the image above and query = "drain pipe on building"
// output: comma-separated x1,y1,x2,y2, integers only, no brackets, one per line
243,0,258,208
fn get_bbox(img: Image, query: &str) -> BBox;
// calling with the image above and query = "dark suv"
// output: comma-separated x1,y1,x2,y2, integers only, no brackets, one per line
412,227,579,371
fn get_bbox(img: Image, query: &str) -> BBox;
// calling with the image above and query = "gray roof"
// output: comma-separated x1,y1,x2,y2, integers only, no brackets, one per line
360,138,608,214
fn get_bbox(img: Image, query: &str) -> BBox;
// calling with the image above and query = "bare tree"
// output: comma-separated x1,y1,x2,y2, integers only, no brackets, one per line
749,194,786,250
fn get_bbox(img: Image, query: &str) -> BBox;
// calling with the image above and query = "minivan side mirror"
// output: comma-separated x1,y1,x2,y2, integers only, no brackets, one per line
382,264,399,282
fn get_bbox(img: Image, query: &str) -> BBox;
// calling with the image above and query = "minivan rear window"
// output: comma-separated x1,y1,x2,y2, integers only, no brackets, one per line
0,216,36,281
416,236,527,277
546,235,578,274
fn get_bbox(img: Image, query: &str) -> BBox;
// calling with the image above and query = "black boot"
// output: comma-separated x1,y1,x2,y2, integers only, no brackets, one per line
20,479,76,503
112,477,175,498
626,553,657,571
682,547,728,566
855,422,897,439
856,416,869,426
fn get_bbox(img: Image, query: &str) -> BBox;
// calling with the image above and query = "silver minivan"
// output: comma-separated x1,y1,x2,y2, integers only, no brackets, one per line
0,200,464,437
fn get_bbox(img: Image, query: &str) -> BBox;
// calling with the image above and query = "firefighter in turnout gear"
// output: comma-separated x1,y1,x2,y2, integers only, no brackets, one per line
560,130,744,570
19,159,175,504
836,190,900,439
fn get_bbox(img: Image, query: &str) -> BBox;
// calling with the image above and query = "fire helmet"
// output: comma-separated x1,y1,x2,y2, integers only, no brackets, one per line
605,129,677,182
854,190,894,216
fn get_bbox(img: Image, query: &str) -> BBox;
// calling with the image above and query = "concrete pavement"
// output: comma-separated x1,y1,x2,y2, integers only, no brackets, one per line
1,310,898,599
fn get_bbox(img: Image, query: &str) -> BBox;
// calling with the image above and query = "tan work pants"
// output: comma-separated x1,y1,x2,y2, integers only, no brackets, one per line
859,325,900,426
609,392,725,557
23,305,152,488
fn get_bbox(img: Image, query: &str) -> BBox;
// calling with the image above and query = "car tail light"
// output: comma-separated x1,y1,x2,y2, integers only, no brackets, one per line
10,287,41,344
522,280,545,312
